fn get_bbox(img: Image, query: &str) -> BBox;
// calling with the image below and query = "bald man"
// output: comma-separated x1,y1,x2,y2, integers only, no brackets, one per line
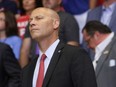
22,7,97,87
19,0,79,68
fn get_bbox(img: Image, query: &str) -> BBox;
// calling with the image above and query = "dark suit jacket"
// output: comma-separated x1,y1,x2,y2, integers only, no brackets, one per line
0,43,21,87
22,42,97,87
96,34,116,87
87,4,116,32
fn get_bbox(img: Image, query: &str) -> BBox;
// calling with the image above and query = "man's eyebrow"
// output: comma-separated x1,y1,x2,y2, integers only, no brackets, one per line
35,15,44,18
29,15,44,21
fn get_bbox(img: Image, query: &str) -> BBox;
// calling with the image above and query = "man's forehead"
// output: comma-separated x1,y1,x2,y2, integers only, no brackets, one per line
30,8,59,19
31,13,46,19
32,9,46,14
31,9,50,16
33,8,52,13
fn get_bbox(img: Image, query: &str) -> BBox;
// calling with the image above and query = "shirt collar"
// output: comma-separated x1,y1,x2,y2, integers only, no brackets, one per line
95,32,114,53
39,39,60,59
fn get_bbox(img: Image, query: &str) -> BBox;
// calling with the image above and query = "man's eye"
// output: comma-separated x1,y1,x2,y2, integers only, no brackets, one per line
29,16,44,23
35,17,43,20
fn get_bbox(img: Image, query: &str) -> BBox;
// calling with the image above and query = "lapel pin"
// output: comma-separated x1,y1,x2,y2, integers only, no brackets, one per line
103,50,109,54
58,50,61,53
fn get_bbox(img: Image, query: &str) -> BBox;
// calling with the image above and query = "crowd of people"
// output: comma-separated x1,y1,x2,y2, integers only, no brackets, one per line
0,0,116,87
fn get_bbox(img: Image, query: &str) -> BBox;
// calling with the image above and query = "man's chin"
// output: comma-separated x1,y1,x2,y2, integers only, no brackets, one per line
31,35,38,40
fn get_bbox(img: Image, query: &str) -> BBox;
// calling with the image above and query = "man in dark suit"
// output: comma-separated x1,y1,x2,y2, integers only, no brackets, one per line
20,0,80,69
0,43,21,87
82,20,116,87
22,7,97,87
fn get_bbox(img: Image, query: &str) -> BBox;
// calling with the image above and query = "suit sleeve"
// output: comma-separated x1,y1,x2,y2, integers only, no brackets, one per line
2,45,21,87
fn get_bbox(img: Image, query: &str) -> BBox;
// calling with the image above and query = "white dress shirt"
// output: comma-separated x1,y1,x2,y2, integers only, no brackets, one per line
101,2,116,26
33,39,60,87
93,32,114,70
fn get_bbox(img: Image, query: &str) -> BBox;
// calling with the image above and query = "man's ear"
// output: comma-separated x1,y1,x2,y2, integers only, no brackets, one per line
94,31,100,40
53,19,60,29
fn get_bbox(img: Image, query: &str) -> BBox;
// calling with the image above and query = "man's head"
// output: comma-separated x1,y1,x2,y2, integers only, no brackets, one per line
29,7,60,42
82,21,111,50
42,0,62,11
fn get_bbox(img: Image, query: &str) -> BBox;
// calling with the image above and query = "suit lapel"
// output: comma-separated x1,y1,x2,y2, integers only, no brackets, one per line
96,48,110,77
96,34,116,77
42,42,65,87
27,57,38,87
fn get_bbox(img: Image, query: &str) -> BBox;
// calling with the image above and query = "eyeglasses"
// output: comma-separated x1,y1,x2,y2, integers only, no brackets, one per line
85,35,93,46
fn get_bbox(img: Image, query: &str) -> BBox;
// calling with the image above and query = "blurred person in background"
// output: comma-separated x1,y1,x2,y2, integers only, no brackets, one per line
0,9,22,60
19,0,79,68
19,0,42,68
87,0,116,32
62,0,97,44
82,21,116,87
83,0,116,59
17,0,42,39
0,0,18,14
62,0,104,44
0,42,21,87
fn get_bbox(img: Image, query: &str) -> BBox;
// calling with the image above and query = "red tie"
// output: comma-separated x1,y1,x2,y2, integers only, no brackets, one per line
36,54,46,87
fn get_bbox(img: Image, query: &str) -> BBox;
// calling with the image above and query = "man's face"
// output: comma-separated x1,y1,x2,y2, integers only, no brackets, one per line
83,30,97,50
23,0,36,11
29,8,58,41
42,0,61,9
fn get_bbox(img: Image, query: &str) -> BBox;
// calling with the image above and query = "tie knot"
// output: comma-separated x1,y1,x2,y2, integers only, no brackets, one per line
41,54,46,61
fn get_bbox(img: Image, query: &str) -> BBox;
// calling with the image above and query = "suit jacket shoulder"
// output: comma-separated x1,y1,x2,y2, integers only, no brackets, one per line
0,43,21,87
87,6,102,22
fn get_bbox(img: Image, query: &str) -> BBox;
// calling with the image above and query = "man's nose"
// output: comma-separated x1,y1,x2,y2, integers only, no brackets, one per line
30,23,35,28
30,20,36,28
30,19,35,25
